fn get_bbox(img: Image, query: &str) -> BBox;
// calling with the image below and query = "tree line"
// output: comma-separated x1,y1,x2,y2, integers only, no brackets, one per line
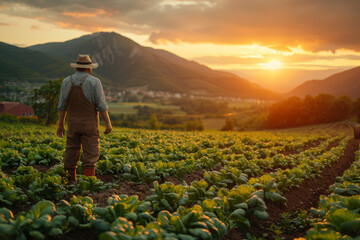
5,78,360,131
266,94,357,129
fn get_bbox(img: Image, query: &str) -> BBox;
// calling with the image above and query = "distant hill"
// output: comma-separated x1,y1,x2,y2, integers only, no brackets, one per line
287,66,360,98
28,32,280,100
0,42,72,79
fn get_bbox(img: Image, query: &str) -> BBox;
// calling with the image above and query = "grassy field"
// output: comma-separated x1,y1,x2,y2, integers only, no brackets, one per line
108,102,185,115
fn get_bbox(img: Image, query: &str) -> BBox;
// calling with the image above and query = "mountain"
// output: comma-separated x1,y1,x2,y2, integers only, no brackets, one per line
0,42,73,79
231,68,343,93
28,32,280,100
287,66,360,98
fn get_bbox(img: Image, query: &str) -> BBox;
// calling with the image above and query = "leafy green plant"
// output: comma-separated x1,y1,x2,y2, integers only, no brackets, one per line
13,166,41,187
219,167,248,187
96,159,115,175
98,217,162,240
249,175,287,203
157,205,227,240
72,175,112,194
0,172,28,206
123,162,160,183
201,197,250,230
91,194,153,232
308,208,360,238
146,181,189,212
27,174,66,201
0,150,26,169
56,195,94,229
186,179,216,203
0,201,65,240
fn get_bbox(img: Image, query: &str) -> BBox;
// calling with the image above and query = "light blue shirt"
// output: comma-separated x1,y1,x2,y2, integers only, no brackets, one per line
57,71,108,112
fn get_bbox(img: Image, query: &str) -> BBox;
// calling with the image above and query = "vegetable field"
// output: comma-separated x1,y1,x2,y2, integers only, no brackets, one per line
1,122,360,240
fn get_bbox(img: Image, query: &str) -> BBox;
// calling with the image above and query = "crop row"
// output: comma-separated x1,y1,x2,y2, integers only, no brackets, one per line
299,146,360,239
0,122,353,239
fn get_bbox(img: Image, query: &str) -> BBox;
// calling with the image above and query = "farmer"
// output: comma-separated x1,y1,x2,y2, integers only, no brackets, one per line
56,54,112,183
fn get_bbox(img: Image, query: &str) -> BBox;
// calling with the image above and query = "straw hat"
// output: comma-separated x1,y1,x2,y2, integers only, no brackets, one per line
70,54,98,69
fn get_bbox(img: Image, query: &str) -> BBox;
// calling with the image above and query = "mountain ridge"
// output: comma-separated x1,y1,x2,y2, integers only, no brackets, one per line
0,41,73,79
28,32,281,100
287,66,360,98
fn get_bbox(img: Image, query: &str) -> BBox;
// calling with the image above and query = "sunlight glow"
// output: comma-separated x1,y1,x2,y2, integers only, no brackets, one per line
259,60,283,69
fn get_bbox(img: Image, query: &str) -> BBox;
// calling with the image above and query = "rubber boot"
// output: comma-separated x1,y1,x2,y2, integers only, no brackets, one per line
83,168,95,177
65,168,77,185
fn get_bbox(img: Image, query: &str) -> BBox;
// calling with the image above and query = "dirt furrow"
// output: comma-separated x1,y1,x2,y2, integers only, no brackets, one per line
231,138,360,239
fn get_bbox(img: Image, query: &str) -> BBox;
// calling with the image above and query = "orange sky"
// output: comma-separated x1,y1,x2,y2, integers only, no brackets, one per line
0,0,360,92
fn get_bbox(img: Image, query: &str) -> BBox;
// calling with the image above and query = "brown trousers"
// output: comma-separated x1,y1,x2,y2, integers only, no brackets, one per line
64,77,100,169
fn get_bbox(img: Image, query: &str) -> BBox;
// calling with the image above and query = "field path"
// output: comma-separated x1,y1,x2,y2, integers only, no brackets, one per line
226,138,360,239
268,138,359,220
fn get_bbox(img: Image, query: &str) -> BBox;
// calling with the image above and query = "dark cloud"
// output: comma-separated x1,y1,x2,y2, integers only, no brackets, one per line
1,0,359,51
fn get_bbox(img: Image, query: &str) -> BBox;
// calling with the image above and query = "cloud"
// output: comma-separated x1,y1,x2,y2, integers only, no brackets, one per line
30,25,41,30
0,0,359,51
0,22,13,26
62,9,113,18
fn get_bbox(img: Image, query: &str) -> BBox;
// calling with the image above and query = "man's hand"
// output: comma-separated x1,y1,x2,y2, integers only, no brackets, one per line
100,110,112,135
57,110,67,138
104,122,112,135
57,125,65,138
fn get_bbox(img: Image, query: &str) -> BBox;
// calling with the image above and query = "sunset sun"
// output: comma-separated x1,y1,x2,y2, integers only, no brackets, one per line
260,60,283,70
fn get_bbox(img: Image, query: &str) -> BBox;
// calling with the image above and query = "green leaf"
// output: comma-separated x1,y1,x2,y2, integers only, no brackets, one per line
98,231,119,240
123,173,136,180
29,230,45,240
178,196,189,206
31,201,56,217
135,202,151,213
124,212,137,222
228,208,246,219
326,209,357,229
264,179,275,191
251,190,264,199
93,207,108,217
0,208,14,223
254,210,269,220
339,219,360,236
31,215,52,229
158,211,172,225
49,227,63,236
213,218,227,236
188,228,212,240
189,222,208,229
91,219,111,232
177,233,198,240
161,199,173,211
233,203,248,210
0,223,16,235
51,215,66,227
68,216,79,227
265,192,287,203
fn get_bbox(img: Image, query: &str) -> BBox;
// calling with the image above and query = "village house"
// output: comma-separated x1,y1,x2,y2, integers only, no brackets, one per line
0,102,35,117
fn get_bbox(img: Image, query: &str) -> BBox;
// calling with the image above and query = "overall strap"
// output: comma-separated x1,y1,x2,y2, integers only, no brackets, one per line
70,75,74,86
79,74,89,86
70,74,89,86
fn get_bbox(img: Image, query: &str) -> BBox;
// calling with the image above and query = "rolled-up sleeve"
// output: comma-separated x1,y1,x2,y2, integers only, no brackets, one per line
94,79,108,112
57,80,67,111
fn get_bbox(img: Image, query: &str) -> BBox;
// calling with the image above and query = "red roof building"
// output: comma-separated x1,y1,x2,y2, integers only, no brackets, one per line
0,102,35,117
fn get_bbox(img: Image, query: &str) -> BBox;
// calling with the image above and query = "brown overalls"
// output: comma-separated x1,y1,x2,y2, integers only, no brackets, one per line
64,75,100,169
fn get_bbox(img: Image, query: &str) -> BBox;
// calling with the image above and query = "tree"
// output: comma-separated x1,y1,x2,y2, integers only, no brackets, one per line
329,95,352,122
148,114,160,130
31,78,62,126
313,94,335,123
222,117,235,131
